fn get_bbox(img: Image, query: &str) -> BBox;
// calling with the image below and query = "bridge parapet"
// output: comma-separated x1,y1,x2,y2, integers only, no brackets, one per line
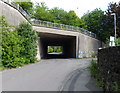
31,19,97,39
1,0,97,39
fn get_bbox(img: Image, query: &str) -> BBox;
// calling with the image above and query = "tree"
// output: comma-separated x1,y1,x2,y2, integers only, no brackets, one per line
14,0,33,14
78,18,88,29
49,7,68,23
16,22,38,64
33,2,55,22
81,9,107,41
105,2,120,38
66,10,80,26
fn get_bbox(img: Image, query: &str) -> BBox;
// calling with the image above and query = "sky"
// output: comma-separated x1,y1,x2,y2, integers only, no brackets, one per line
31,0,120,17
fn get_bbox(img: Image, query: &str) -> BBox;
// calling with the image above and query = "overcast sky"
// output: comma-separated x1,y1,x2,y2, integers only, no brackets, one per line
31,0,120,17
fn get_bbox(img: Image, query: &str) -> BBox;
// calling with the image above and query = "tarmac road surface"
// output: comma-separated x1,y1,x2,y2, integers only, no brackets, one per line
2,58,102,91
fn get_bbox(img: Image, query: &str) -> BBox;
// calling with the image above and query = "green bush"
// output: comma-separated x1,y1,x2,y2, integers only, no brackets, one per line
16,22,38,64
88,60,99,78
48,47,54,53
1,16,38,68
112,82,120,92
1,16,24,68
88,60,104,88
115,38,120,46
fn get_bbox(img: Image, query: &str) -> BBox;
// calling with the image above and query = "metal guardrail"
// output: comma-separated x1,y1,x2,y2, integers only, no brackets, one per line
1,0,30,20
31,19,97,38
1,0,97,39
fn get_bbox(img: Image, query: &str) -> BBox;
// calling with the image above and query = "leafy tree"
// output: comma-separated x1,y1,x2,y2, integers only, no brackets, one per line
66,10,80,26
105,2,120,38
1,16,24,68
48,46,63,53
14,0,33,14
81,9,106,41
33,2,55,22
49,7,68,23
33,2,88,30
79,18,88,29
16,22,38,64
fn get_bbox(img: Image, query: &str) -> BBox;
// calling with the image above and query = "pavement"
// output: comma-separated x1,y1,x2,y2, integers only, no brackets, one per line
2,58,103,91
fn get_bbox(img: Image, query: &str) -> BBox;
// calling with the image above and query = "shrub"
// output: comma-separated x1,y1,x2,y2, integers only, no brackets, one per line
1,16,38,68
112,82,120,92
115,38,120,46
16,22,38,64
88,60,104,88
1,16,24,68
88,60,99,78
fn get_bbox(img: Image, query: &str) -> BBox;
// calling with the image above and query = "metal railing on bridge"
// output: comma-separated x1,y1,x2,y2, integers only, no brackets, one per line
1,0,97,39
31,19,97,38
1,0,30,20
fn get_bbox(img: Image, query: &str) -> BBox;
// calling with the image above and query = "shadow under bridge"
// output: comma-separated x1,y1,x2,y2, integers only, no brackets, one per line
38,32,76,59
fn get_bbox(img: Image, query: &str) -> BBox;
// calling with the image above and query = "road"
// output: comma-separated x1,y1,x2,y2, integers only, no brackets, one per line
2,58,102,91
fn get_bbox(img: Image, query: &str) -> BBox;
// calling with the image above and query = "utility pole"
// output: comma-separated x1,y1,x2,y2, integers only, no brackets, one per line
111,13,117,39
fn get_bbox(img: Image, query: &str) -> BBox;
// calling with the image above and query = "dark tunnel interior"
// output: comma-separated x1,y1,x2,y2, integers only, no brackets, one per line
38,33,76,59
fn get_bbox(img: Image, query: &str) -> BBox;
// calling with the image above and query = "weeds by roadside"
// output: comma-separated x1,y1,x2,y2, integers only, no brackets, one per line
88,59,120,92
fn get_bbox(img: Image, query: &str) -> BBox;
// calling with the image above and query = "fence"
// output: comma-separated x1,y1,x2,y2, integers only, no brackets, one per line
1,0,97,39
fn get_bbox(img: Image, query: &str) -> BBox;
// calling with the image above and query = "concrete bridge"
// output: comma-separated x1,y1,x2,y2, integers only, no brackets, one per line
0,0,102,60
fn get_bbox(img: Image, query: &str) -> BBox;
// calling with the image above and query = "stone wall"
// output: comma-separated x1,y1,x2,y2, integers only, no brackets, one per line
98,46,120,91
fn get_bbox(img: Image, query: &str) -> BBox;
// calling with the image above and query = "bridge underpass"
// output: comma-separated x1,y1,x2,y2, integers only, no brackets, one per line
38,33,76,59
1,1,102,60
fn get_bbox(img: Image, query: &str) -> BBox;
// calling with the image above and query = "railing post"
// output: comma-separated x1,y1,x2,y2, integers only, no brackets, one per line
90,32,91,36
16,3,19,10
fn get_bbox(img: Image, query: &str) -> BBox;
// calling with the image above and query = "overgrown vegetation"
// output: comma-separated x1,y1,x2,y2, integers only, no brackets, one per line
88,59,120,92
14,0,33,15
1,16,38,69
115,38,120,46
16,22,38,64
48,46,63,53
88,60,99,78
0,16,2,69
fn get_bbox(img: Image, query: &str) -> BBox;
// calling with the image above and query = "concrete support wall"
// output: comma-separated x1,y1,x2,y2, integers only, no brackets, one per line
0,1,28,26
78,33,101,58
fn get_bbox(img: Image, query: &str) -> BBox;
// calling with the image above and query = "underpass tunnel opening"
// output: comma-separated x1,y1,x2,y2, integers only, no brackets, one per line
38,33,76,59
47,46,63,55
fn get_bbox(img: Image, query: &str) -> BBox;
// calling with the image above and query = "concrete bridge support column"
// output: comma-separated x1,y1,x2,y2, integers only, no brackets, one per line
36,38,41,60
76,36,79,58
